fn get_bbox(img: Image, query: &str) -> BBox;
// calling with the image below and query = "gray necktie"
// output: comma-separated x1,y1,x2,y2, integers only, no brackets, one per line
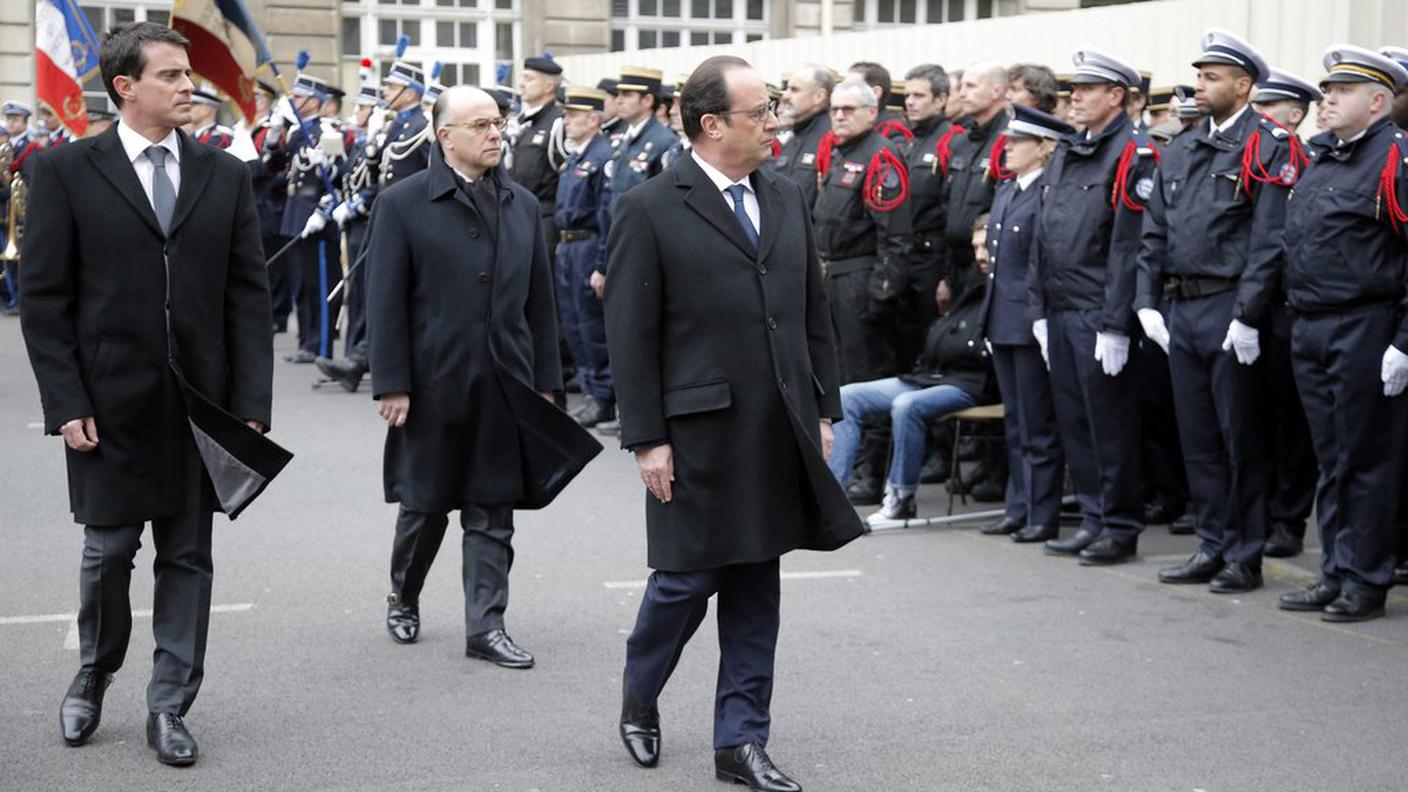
145,145,175,235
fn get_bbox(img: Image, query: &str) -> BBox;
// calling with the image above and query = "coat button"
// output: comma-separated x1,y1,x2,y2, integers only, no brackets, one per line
468,227,480,238
479,272,489,282
767,317,777,330
779,378,787,391
758,265,767,275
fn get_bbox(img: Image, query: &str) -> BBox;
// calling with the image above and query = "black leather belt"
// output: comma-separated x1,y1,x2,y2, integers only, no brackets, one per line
559,229,597,242
821,255,873,277
1164,275,1239,301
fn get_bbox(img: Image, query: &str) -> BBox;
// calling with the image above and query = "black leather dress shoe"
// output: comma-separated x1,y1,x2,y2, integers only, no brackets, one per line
146,712,197,766
1263,525,1304,558
573,398,616,428
1078,536,1137,566
1044,528,1098,556
969,478,1005,503
1142,502,1182,526
619,681,660,768
386,594,419,644
1168,513,1196,535
919,453,950,484
1158,550,1223,584
1278,582,1341,611
1012,524,1059,543
60,670,112,746
979,517,1022,536
596,418,621,436
315,355,367,393
284,349,317,364
715,743,802,792
465,629,534,668
845,477,884,506
1322,591,1386,623
1208,561,1262,593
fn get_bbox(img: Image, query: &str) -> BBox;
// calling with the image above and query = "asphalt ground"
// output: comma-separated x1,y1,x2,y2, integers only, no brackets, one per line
1,317,1405,792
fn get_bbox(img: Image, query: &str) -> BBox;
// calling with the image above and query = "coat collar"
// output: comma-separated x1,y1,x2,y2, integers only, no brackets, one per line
425,143,513,216
674,151,782,264
88,125,214,239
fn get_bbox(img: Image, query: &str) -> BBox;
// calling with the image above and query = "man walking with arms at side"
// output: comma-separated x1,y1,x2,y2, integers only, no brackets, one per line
22,22,273,765
605,55,863,792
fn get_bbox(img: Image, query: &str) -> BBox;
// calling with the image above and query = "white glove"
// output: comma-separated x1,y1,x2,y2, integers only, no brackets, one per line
1221,319,1261,365
304,147,328,168
1137,308,1170,355
1032,319,1049,369
300,210,327,239
331,201,353,226
1094,331,1130,377
1382,345,1408,397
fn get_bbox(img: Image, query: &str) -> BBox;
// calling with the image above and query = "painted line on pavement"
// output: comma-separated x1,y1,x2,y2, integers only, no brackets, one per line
603,569,863,590
1,604,256,650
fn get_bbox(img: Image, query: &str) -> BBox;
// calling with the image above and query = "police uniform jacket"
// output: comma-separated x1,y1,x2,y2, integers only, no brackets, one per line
268,119,349,237
769,108,830,210
367,145,599,511
345,106,430,221
1135,107,1294,324
901,281,996,400
604,153,862,572
812,128,913,294
907,114,957,248
980,174,1043,344
554,133,613,264
1283,117,1408,350
510,101,566,216
20,126,273,524
943,110,1008,249
1029,113,1154,333
249,120,288,235
607,115,677,211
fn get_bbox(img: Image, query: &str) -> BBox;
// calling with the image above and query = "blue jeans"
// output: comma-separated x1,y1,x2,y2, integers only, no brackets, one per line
828,377,976,489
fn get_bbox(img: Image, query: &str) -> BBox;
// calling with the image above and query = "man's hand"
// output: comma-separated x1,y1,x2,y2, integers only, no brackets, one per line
935,279,953,315
1094,331,1130,377
378,393,410,427
300,210,327,239
1382,345,1408,397
60,417,98,452
635,443,674,503
590,270,606,301
1221,319,1261,366
1136,308,1170,355
245,420,267,434
819,421,834,462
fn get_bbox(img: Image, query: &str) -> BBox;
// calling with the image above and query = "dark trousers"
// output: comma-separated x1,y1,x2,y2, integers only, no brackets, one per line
342,219,371,365
1166,291,1269,565
1264,303,1316,535
897,257,942,370
1045,309,1143,540
1291,307,1407,595
625,558,780,751
992,343,1065,529
265,233,293,330
826,267,890,385
389,504,515,634
555,237,613,403
288,229,341,356
78,458,214,715
1134,330,1189,514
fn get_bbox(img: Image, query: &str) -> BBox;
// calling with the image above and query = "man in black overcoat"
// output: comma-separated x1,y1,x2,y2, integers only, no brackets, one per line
21,23,273,766
367,86,599,668
604,56,863,792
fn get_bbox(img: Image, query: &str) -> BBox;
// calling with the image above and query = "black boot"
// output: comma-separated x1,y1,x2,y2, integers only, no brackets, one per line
386,593,419,644
315,355,367,393
1263,524,1304,558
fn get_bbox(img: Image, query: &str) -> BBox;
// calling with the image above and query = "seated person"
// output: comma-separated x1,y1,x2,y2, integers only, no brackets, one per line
828,218,999,525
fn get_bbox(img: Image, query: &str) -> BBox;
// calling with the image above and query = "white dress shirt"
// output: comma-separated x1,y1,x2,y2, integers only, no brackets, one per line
1016,166,1044,192
117,119,181,210
1208,103,1251,138
692,151,760,235
625,117,649,143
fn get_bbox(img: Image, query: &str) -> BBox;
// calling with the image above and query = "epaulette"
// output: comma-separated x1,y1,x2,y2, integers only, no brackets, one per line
986,133,1014,182
1113,128,1161,211
863,143,909,212
1258,114,1290,139
933,124,965,177
1237,113,1307,196
1376,130,1408,230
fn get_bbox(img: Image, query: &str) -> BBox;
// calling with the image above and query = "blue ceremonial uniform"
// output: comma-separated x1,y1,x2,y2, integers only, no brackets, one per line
1281,117,1408,597
606,116,677,213
554,133,615,405
250,120,292,329
981,174,1067,533
1135,107,1294,568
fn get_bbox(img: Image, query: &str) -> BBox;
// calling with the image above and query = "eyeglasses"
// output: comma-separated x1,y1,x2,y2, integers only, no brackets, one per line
714,100,780,124
829,105,865,117
442,117,507,135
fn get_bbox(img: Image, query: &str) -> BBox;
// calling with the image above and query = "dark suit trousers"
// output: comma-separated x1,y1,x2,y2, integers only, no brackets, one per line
343,218,371,364
992,344,1065,529
78,456,214,715
1046,309,1143,540
1291,307,1406,595
1264,303,1316,535
625,558,780,751
1166,291,1269,565
265,232,293,329
389,504,515,634
1134,332,1189,513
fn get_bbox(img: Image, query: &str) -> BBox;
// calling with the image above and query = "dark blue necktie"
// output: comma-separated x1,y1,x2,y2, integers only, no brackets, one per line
725,183,758,248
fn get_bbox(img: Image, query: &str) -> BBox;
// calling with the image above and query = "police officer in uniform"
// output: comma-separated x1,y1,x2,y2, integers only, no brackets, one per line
189,87,235,150
316,53,431,391
510,55,568,254
249,83,292,332
606,67,678,213
943,63,1010,300
811,77,912,503
554,87,617,428
2,100,39,315
598,78,625,151
1137,30,1292,593
1249,68,1323,558
1277,46,1408,622
1028,49,1157,566
901,64,956,370
772,64,834,211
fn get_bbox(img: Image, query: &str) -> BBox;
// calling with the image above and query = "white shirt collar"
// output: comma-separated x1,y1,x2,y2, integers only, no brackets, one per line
691,150,751,194
626,117,649,141
521,102,546,121
1337,128,1369,147
1016,167,1043,191
1209,103,1251,137
117,119,180,165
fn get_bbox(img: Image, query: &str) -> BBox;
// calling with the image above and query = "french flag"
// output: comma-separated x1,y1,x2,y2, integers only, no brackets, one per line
171,0,273,124
35,0,100,137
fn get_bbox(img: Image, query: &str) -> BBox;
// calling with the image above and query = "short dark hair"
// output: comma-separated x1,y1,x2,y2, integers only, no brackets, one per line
905,64,949,98
850,61,892,105
1008,63,1059,113
972,212,991,233
681,55,750,142
100,22,190,109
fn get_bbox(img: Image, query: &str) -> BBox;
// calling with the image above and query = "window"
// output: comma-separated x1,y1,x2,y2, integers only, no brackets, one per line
495,21,513,60
612,28,626,51
662,30,680,47
639,30,657,48
865,0,994,26
344,0,516,106
342,17,361,56
79,2,174,113
690,31,708,45
611,0,766,49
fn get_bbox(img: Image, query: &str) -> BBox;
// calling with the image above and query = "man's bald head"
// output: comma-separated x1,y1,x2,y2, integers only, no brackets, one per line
434,85,505,178
960,61,1010,123
433,85,498,131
